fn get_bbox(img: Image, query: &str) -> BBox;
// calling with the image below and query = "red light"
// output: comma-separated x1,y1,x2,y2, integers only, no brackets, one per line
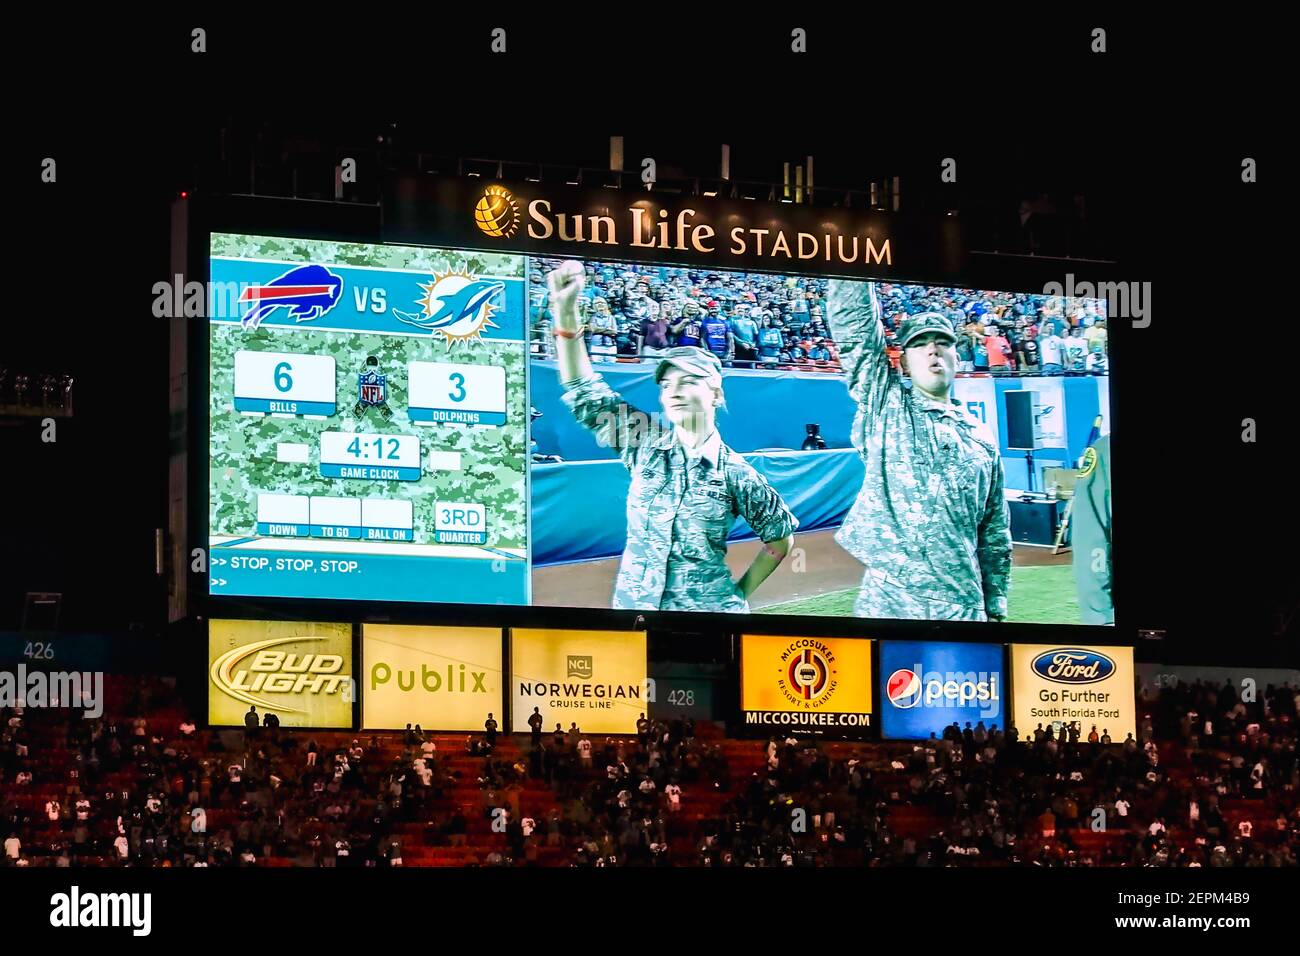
180,191,188,199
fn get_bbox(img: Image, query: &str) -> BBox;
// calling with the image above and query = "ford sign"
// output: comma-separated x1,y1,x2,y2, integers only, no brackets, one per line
1030,648,1116,685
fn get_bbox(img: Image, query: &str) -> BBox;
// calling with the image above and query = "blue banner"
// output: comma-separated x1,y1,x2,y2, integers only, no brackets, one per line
211,549,527,604
879,641,1006,740
233,397,337,416
210,258,527,340
531,448,863,566
529,362,1108,487
530,361,856,460
319,464,421,482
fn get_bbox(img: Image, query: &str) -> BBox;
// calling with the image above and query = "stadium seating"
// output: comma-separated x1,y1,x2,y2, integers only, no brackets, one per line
2,676,1295,867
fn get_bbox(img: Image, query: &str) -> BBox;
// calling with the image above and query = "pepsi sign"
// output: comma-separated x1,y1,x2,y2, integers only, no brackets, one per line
1030,648,1116,685
879,641,1005,740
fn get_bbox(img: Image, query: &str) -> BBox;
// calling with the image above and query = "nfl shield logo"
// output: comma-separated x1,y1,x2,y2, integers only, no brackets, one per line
358,370,387,407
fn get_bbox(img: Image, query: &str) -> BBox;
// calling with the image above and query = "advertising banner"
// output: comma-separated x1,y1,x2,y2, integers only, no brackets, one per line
879,641,1005,740
740,635,872,735
208,619,353,728
1011,644,1135,742
362,624,503,731
510,629,647,734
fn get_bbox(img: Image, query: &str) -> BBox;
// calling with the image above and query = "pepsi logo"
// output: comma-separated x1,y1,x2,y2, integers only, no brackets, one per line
886,669,923,709
1031,649,1116,685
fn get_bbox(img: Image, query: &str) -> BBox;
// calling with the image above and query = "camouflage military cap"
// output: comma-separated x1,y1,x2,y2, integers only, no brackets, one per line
897,311,957,348
653,347,724,391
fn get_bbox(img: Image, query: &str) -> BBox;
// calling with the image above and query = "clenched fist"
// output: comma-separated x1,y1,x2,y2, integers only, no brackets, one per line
546,260,585,330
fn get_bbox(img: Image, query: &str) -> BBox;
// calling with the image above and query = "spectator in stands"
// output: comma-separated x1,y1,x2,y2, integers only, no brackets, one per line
528,707,544,748
587,298,619,361
1020,336,1040,373
757,314,785,364
1084,317,1108,353
1064,328,1088,371
484,714,498,749
671,300,705,349
243,706,259,733
985,325,1014,374
701,305,733,362
955,333,975,372
1086,345,1108,375
1039,326,1066,374
730,305,760,363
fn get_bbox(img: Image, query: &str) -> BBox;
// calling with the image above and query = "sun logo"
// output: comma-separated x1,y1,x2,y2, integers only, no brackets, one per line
392,270,505,347
474,184,520,238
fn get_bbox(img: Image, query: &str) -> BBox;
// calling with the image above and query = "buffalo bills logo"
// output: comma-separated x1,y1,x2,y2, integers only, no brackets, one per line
239,264,344,330
1031,648,1116,684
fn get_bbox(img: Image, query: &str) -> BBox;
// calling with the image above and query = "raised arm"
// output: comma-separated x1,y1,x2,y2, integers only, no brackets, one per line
825,280,891,417
549,261,592,386
549,261,649,459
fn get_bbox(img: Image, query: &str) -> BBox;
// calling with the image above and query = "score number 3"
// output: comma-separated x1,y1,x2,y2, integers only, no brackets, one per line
448,372,466,403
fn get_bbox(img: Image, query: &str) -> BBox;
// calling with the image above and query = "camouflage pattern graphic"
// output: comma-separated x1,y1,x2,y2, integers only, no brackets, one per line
209,236,527,551
826,279,1011,622
562,373,797,612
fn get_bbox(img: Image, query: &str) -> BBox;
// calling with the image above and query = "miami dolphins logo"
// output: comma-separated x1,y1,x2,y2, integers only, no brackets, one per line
392,270,505,347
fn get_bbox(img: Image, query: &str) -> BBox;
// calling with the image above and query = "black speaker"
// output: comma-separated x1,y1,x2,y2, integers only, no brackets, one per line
1004,390,1040,450
1009,500,1058,545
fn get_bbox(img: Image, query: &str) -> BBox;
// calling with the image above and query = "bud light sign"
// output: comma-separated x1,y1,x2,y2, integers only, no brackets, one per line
879,641,1004,740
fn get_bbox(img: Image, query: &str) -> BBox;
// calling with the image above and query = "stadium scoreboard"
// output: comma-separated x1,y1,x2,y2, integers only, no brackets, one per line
207,233,529,605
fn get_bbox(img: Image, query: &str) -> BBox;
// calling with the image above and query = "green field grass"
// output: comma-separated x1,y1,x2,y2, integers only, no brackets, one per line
759,564,1082,624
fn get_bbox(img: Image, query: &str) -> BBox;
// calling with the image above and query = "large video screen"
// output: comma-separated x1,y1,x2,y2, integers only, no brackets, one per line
208,233,1112,625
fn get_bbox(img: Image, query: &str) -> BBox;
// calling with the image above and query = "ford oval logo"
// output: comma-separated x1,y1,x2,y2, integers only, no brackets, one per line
1031,648,1116,685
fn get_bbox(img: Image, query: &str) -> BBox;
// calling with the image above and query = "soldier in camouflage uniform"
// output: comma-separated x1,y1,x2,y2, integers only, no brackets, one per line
826,280,1011,622
1071,434,1112,625
546,260,798,612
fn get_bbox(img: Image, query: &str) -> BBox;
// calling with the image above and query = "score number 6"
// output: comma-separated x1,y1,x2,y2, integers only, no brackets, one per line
274,362,294,392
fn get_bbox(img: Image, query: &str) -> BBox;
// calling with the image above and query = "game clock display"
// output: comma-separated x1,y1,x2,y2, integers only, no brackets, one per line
208,233,529,604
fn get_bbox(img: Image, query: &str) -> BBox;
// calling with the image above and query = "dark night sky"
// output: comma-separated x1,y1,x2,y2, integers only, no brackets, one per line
1,14,1290,646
